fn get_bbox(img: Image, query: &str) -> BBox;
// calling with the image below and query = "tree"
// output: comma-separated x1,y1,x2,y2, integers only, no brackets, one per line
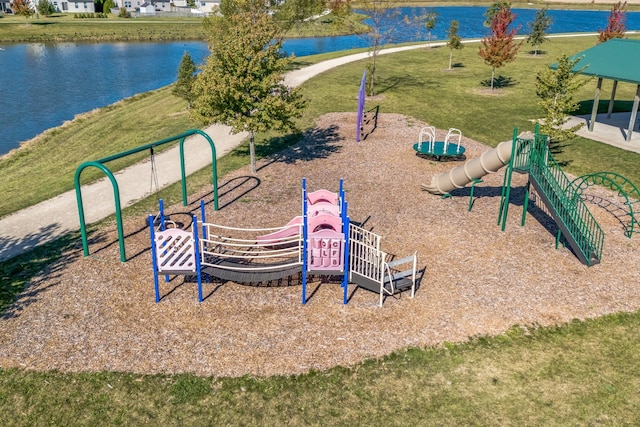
103,0,115,14
598,1,627,43
327,0,351,18
191,11,306,175
273,0,325,30
535,54,589,153
36,0,56,16
358,0,401,96
118,7,131,18
478,5,523,90
527,8,552,56
12,0,34,20
172,52,197,109
446,20,463,70
424,8,438,44
484,0,510,27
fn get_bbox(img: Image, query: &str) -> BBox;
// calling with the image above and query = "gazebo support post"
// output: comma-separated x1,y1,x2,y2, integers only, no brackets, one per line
626,84,640,142
589,77,603,132
607,80,618,118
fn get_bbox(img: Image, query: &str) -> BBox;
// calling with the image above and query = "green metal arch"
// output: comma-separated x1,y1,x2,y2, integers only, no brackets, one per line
74,129,218,262
570,172,640,238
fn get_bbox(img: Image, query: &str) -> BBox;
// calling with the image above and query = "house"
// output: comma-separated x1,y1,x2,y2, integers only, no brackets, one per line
138,1,155,14
53,0,96,13
0,0,11,14
113,0,219,15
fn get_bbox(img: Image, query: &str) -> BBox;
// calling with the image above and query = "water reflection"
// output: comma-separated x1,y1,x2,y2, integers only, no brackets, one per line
1,6,639,156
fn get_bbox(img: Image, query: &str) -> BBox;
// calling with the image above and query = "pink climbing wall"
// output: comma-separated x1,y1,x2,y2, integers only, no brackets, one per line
308,228,345,271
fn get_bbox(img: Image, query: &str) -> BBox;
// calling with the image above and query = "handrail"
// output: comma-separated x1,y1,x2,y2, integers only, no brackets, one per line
528,146,604,264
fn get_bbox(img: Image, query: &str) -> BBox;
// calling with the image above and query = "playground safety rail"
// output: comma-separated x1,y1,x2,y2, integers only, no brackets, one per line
199,223,303,272
528,144,604,266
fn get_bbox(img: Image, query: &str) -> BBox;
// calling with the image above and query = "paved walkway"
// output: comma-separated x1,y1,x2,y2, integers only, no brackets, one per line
0,43,433,262
2,35,639,262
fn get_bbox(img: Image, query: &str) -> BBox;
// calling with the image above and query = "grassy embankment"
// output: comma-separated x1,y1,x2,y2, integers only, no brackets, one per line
0,11,368,42
3,1,639,43
1,34,640,424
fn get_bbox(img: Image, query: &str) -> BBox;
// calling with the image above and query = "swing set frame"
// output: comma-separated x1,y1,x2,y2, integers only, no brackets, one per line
74,129,219,263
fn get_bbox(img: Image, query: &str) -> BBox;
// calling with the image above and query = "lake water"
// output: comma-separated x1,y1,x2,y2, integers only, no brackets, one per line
1,6,639,156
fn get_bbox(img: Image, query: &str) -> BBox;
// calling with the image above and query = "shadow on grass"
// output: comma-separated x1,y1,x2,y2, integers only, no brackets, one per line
480,75,517,89
576,100,636,115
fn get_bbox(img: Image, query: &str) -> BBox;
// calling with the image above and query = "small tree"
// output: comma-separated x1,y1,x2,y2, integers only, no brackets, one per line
191,11,307,174
484,0,510,27
358,0,400,96
103,0,115,14
527,8,552,56
536,54,589,153
327,0,350,18
478,5,523,90
446,20,463,70
118,7,131,18
424,8,438,44
173,52,197,109
598,1,627,43
36,0,56,16
12,0,35,20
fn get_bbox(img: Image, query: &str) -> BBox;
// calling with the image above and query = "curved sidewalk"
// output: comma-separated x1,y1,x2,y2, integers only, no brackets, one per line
0,43,432,262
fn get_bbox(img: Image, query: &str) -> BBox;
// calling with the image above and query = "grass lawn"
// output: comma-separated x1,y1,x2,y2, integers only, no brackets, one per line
2,312,639,425
2,33,640,424
0,12,368,42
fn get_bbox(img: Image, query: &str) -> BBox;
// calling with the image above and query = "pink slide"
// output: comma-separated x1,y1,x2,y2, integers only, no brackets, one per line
256,216,303,242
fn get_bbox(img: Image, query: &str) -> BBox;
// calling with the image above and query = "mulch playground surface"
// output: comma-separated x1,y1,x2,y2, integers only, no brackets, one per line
1,113,639,378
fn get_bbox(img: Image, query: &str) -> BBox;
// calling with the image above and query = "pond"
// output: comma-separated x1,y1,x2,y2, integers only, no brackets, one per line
1,6,639,156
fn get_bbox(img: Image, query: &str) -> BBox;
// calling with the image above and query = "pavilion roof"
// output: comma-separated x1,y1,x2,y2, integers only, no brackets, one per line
551,38,640,85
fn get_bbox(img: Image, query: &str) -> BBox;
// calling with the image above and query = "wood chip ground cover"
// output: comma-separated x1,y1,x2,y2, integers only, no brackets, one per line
1,113,638,379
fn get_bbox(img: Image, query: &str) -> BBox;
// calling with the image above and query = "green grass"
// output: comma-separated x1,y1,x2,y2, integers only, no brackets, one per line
3,34,640,424
297,34,640,184
1,312,639,425
0,12,368,42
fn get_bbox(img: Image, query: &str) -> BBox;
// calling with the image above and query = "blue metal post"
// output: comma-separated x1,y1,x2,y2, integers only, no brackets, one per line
342,203,350,305
149,215,161,303
193,215,203,303
200,199,207,240
159,198,165,230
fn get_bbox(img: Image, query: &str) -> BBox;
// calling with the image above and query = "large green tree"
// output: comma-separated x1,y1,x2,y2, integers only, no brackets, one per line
536,54,589,153
478,5,523,90
527,8,552,56
172,52,196,109
191,10,306,174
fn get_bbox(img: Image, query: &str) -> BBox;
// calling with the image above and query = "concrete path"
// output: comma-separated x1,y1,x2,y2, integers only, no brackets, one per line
0,43,432,262
3,33,638,262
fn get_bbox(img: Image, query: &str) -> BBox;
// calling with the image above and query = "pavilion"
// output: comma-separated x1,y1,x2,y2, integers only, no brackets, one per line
554,38,640,142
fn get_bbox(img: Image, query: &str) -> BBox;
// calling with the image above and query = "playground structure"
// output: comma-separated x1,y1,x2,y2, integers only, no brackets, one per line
413,126,466,160
150,179,418,306
421,127,639,267
75,129,219,263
